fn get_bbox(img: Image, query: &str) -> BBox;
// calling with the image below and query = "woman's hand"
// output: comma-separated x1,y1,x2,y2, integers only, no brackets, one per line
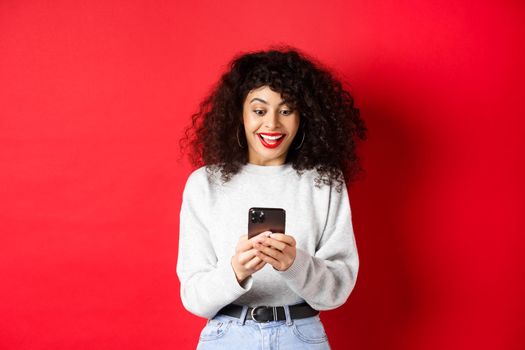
231,234,268,284
253,233,296,271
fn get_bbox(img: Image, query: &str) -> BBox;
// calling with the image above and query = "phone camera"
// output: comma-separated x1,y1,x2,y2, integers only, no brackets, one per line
250,209,265,223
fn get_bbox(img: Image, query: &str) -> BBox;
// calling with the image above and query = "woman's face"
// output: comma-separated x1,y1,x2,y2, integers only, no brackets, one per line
242,86,300,166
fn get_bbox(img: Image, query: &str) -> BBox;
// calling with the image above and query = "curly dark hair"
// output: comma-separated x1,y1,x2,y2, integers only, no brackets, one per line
180,45,367,191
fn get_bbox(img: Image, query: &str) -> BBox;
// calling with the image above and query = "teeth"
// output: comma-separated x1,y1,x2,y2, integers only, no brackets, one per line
260,134,283,140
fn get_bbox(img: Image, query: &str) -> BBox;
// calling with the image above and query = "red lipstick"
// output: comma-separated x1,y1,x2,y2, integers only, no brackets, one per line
258,133,286,149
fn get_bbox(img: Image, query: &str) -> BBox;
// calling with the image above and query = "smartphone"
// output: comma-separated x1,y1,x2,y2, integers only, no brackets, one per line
248,207,286,239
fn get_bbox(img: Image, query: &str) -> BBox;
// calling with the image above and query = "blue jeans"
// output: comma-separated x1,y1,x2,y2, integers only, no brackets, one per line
196,305,331,350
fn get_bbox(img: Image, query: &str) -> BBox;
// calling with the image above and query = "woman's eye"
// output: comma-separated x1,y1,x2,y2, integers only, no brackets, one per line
254,109,265,116
281,109,293,116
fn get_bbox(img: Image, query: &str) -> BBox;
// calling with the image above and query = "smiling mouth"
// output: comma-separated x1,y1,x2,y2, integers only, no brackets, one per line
257,133,286,149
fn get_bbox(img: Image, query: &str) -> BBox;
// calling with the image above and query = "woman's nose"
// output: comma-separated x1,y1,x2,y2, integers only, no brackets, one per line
264,112,280,129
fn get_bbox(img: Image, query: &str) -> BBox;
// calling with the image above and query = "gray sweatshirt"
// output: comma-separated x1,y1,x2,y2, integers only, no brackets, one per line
176,162,359,319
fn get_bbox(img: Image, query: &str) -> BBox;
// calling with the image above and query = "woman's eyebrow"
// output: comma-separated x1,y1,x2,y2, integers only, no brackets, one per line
250,98,268,104
250,98,288,105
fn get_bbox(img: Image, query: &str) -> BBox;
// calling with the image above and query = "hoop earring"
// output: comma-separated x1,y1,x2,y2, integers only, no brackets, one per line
294,130,305,150
237,126,245,149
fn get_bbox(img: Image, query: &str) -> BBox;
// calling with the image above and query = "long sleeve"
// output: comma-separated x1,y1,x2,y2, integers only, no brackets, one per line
276,180,359,310
176,172,252,319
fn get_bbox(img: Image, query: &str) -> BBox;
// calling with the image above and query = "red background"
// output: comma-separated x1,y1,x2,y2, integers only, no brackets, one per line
1,1,524,349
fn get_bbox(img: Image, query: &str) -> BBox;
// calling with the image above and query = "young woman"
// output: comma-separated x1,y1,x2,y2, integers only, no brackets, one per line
177,47,366,349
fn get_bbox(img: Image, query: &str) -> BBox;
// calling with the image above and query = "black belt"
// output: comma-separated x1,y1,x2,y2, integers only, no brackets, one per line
217,302,318,323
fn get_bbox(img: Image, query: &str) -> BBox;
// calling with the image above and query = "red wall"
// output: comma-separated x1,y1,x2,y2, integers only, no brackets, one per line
1,1,523,349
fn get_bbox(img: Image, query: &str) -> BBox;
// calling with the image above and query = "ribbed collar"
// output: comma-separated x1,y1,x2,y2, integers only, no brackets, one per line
240,162,295,176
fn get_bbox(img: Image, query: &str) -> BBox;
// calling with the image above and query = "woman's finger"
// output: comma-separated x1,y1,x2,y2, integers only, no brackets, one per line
237,248,258,264
254,243,284,260
254,259,266,271
260,237,287,251
269,233,296,247
236,235,256,253
244,256,263,270
255,250,280,269
249,232,270,245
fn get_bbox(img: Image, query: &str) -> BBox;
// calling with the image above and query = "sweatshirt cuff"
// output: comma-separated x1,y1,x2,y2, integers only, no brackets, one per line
276,248,310,281
218,258,253,294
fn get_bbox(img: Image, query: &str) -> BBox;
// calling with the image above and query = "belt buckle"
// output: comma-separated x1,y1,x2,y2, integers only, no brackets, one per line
250,306,277,323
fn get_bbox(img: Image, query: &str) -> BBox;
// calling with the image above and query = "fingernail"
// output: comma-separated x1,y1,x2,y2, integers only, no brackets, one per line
264,231,272,237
